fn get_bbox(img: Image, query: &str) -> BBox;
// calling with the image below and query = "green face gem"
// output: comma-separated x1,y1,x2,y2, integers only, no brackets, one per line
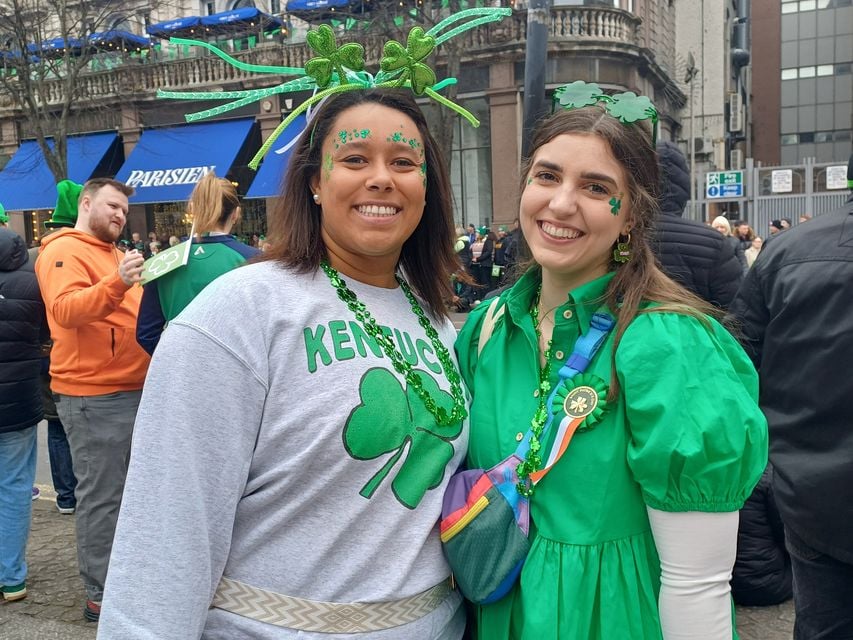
338,130,347,145
359,129,370,138
420,161,427,189
322,153,334,181
609,195,622,216
527,177,533,185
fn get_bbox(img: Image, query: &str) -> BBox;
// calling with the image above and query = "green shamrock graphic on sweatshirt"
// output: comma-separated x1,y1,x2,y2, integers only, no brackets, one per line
343,367,463,509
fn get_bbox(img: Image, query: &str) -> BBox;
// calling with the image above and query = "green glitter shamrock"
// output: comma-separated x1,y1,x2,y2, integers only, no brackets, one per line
554,80,603,109
305,25,365,89
157,8,512,169
344,368,462,509
606,92,657,124
380,27,437,95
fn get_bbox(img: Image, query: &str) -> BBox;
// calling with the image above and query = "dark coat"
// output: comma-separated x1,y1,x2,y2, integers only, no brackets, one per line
729,194,853,564
652,141,743,309
0,229,47,432
731,465,793,606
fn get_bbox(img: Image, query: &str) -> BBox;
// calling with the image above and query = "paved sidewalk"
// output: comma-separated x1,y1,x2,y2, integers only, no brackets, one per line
1,485,795,639
0,493,96,640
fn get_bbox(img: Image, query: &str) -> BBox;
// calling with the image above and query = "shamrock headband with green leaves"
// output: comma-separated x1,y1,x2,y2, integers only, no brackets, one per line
158,8,511,170
553,81,659,145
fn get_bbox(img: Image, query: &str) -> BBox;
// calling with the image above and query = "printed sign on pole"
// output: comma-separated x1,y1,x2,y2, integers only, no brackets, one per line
706,171,744,199
771,169,793,193
826,165,848,190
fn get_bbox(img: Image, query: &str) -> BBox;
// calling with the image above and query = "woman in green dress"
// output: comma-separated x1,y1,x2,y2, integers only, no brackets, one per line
455,87,768,639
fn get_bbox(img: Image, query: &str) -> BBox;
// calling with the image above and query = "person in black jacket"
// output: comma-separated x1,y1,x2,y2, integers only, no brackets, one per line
731,464,793,606
729,156,853,639
653,141,743,308
0,227,48,602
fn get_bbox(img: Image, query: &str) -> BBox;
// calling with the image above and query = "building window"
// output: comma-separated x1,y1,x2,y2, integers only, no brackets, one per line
799,132,815,143
782,3,798,13
205,2,216,15
799,66,816,78
271,0,281,12
781,68,798,80
799,0,816,10
815,131,833,142
816,64,834,76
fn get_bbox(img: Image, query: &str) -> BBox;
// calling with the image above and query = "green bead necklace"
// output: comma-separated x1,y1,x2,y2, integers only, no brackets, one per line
516,284,553,498
320,260,467,427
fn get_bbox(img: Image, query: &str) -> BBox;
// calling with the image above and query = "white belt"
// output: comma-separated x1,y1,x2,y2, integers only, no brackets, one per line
211,576,454,633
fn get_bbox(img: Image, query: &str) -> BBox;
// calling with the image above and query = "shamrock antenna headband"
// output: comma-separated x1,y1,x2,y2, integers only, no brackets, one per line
157,7,511,169
553,80,659,145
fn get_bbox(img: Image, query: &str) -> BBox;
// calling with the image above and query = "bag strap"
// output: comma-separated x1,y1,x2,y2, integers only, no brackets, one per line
515,309,615,478
477,297,505,357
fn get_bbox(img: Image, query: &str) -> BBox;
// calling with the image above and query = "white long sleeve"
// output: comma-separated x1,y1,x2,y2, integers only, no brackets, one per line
647,507,739,640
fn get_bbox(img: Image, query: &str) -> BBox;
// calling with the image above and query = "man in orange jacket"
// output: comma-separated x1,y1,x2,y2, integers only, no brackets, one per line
35,177,149,622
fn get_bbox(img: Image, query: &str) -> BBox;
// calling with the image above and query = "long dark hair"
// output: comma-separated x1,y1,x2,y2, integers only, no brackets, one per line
261,89,457,319
517,106,719,398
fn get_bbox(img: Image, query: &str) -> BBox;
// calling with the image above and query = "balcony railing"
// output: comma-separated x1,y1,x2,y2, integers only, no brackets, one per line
1,6,640,110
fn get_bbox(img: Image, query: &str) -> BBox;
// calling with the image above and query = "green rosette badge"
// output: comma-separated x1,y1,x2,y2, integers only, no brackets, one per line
551,373,609,432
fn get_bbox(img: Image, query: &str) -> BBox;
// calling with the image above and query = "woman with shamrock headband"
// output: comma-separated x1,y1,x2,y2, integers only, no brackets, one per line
455,83,768,639
99,89,468,638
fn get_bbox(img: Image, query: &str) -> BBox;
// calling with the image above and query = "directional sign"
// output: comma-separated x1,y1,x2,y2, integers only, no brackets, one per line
706,171,744,198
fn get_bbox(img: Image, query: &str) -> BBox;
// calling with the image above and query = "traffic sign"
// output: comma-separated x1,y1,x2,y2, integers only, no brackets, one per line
706,171,744,198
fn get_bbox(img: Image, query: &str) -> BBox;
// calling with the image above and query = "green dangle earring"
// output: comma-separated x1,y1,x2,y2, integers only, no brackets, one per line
612,233,632,263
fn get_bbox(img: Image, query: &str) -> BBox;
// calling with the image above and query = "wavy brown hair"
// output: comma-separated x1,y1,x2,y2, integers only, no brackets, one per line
261,89,457,319
517,106,720,399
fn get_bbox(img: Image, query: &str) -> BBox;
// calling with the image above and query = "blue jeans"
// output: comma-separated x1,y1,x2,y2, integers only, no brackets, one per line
786,526,853,639
0,426,37,587
47,418,77,509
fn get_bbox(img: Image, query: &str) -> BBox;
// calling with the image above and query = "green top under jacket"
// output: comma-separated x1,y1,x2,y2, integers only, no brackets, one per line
455,268,768,640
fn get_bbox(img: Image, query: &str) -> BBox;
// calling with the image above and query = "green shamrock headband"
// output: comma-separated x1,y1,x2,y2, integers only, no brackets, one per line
553,81,659,144
158,8,511,169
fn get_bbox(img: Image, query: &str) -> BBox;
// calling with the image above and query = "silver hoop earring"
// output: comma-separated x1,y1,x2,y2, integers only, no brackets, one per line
312,193,320,204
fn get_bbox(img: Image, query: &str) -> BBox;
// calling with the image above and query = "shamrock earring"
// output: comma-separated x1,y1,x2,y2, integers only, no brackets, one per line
609,195,622,216
612,233,632,263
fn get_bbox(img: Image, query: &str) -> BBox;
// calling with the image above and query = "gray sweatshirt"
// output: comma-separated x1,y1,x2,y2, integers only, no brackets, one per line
98,262,467,639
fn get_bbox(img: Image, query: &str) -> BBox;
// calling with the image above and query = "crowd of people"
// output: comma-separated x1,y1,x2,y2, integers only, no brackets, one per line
0,37,851,640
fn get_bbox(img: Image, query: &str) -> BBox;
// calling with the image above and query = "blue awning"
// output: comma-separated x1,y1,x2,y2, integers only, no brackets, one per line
200,7,285,32
114,118,255,204
245,114,306,199
89,30,152,50
286,0,350,12
26,37,83,57
146,16,203,39
0,132,119,211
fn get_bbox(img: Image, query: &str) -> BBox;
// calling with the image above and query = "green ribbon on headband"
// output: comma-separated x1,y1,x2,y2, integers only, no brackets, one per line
157,7,512,170
553,81,659,144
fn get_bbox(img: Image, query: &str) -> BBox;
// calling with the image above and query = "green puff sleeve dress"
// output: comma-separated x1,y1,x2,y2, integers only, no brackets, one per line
455,269,768,640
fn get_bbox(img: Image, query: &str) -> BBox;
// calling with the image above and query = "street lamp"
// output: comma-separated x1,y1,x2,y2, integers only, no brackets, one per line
684,52,699,219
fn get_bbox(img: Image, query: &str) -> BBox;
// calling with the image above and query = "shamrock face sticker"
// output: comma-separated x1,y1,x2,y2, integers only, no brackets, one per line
344,368,463,509
380,27,437,95
305,24,365,88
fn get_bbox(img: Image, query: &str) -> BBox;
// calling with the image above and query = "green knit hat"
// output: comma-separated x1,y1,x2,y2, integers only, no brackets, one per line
0,203,7,224
45,180,83,229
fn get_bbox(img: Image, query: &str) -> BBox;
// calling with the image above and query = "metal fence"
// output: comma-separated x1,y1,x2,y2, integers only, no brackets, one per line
687,157,850,237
